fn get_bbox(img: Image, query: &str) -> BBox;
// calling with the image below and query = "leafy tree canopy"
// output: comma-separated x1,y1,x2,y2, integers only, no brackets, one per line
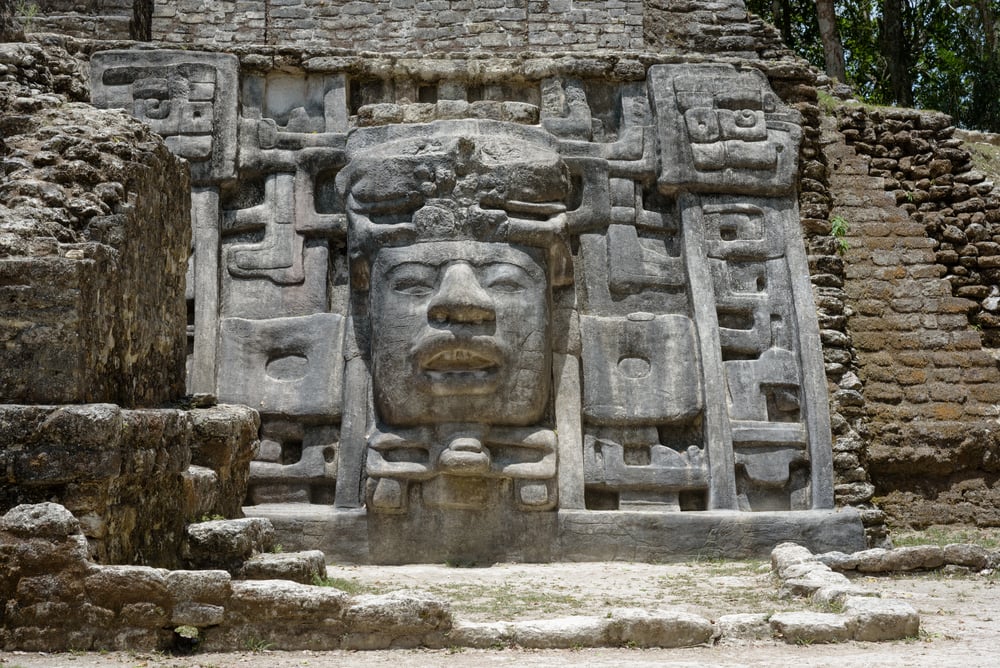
746,0,1000,131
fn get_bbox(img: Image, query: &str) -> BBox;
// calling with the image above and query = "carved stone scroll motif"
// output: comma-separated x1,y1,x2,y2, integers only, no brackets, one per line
649,63,802,196
91,51,238,185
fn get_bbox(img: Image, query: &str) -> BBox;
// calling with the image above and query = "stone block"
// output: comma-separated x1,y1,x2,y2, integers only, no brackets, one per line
508,616,610,649
238,550,326,584
770,611,855,644
225,579,349,622
217,315,344,420
717,613,772,640
844,596,919,641
183,518,275,571
91,50,239,185
605,608,714,648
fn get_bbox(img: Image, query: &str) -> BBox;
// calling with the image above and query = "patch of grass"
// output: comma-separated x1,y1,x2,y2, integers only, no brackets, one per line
422,581,586,619
15,0,38,31
245,635,273,652
817,89,841,115
963,139,1000,181
891,525,1000,549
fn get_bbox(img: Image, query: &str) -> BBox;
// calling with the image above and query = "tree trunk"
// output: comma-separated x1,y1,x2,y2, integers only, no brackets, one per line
880,0,913,106
773,0,793,48
975,0,997,54
815,0,847,82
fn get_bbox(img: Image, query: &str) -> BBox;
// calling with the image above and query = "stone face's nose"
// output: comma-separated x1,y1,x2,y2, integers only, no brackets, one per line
427,262,496,324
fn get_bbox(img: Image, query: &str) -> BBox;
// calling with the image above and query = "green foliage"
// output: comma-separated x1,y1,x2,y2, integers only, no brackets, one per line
15,0,38,30
174,625,199,639
245,635,273,652
748,0,1000,132
831,215,850,254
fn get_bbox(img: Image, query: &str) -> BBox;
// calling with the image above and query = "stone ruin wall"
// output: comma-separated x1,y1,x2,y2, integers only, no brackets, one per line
9,0,883,545
0,30,260,567
8,0,1000,543
830,107,1000,527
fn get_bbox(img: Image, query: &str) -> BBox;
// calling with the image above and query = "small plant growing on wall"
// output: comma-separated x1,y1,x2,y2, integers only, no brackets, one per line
15,1,38,31
831,216,850,255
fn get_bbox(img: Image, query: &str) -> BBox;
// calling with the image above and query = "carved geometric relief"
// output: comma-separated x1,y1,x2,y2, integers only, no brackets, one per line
224,173,305,285
583,426,708,510
580,313,703,425
216,314,344,419
91,50,238,185
248,421,339,504
649,63,802,195
365,425,557,512
220,169,344,318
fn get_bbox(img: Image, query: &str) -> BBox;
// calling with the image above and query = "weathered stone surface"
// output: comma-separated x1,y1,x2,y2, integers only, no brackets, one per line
226,579,347,618
183,518,275,571
844,596,919,641
717,613,772,640
0,502,80,539
238,550,326,584
0,404,258,568
74,17,846,563
770,611,855,644
605,608,715,648
943,543,990,570
343,591,452,633
508,617,609,649
1,44,189,406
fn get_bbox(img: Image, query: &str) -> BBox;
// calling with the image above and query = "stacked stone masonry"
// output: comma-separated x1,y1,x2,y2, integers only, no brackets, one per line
831,106,1000,527
0,41,189,407
0,32,262,569
0,503,916,652
149,0,645,52
28,0,1000,565
0,404,259,568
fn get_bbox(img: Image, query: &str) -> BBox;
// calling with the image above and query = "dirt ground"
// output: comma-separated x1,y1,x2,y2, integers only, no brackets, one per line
4,554,1000,668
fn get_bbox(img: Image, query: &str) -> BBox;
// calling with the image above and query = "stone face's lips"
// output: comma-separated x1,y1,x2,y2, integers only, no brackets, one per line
412,337,505,393
422,348,499,372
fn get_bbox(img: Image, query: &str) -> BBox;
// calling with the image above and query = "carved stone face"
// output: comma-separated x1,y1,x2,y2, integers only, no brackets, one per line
370,240,550,426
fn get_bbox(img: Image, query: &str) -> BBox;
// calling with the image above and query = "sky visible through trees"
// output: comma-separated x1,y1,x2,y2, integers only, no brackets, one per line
746,0,1000,132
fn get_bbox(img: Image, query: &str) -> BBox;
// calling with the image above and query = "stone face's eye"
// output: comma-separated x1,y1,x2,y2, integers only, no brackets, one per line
387,264,437,296
482,263,530,293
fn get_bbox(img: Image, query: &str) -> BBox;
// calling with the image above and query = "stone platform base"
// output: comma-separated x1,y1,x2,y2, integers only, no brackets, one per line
244,504,866,564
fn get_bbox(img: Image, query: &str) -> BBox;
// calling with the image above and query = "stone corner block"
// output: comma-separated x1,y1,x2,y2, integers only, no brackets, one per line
183,518,275,571
844,596,919,642
237,550,326,584
769,611,856,644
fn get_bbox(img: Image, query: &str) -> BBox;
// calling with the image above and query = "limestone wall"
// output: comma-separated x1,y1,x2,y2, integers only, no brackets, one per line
829,106,1000,527
23,0,149,40
0,42,189,406
0,37,261,568
151,0,644,51
0,404,259,568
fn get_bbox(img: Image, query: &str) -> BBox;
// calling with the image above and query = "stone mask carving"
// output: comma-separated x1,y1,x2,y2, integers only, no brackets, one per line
340,122,573,428
370,241,549,426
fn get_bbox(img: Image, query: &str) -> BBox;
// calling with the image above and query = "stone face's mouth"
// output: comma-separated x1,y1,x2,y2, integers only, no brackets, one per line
414,339,504,394
422,348,499,373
